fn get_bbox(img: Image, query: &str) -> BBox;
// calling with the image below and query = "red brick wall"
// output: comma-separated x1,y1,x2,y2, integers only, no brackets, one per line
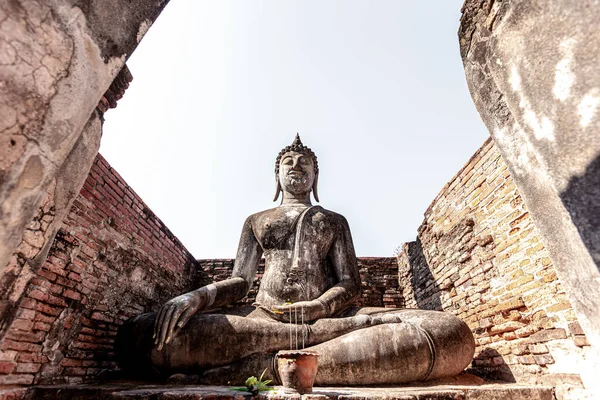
357,258,404,308
0,154,200,385
397,138,592,390
198,257,404,309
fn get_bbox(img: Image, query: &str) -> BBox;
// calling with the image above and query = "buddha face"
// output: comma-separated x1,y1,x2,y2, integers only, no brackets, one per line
278,151,316,195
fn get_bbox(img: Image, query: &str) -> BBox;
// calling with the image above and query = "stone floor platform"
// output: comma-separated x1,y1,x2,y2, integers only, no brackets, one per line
0,382,555,400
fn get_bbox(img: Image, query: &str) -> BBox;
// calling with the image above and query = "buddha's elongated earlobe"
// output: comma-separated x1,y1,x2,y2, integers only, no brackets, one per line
312,172,320,203
273,178,282,202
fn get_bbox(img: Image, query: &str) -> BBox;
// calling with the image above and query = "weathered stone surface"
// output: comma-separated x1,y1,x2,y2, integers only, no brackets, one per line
463,386,554,400
0,1,159,384
0,0,168,284
0,110,102,342
0,56,134,380
15,383,554,400
458,3,600,391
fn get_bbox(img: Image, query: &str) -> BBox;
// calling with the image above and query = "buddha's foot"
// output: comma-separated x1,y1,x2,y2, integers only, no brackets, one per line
370,313,402,325
308,312,403,345
350,313,402,327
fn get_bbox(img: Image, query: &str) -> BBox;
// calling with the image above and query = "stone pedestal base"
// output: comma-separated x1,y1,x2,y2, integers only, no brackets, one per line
1,381,554,400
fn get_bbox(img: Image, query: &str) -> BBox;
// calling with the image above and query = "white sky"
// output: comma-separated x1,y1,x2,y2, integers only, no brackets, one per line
100,0,488,258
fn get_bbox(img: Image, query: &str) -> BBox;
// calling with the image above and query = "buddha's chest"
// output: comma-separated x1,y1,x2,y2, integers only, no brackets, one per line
254,207,334,252
253,207,338,304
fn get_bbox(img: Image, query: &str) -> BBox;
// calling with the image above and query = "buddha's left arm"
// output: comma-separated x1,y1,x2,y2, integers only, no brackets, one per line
316,214,362,316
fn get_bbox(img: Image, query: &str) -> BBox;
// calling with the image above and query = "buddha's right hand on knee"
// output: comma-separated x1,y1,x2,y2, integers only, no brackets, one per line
154,291,206,351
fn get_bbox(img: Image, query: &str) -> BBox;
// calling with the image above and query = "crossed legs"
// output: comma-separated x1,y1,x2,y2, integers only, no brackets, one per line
117,308,474,385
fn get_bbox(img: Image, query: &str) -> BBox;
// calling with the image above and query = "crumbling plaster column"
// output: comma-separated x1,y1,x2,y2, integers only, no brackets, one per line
0,65,132,337
459,0,600,378
0,0,168,277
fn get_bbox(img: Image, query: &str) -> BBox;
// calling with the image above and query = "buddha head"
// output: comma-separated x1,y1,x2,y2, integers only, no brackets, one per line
273,134,319,202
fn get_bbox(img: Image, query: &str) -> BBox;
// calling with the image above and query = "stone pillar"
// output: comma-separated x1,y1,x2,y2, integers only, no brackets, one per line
0,111,101,335
0,0,168,276
459,0,600,382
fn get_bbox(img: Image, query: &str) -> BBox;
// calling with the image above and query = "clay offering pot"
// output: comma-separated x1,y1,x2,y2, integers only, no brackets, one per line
276,350,319,394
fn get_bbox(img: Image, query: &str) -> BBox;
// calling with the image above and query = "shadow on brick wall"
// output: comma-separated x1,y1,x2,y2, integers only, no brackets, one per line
469,348,516,383
406,240,443,311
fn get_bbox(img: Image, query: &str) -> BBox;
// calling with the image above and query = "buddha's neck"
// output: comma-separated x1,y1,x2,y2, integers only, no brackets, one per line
281,192,312,206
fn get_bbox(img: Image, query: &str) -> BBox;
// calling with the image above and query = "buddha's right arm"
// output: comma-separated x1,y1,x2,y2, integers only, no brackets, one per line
153,277,250,350
154,216,262,350
189,277,249,310
230,214,263,296
189,214,263,309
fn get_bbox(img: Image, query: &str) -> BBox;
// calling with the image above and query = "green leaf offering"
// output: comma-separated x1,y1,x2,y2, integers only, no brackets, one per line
231,368,275,395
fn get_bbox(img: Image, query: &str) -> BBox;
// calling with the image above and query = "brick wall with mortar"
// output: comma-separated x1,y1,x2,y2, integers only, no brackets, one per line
397,138,594,398
198,257,404,309
0,154,200,386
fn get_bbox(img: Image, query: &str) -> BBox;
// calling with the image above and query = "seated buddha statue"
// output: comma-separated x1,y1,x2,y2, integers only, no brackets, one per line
117,135,475,385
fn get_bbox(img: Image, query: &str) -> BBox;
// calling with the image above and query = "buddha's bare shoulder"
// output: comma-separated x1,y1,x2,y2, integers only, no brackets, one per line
244,206,282,222
315,208,353,234
308,207,350,226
